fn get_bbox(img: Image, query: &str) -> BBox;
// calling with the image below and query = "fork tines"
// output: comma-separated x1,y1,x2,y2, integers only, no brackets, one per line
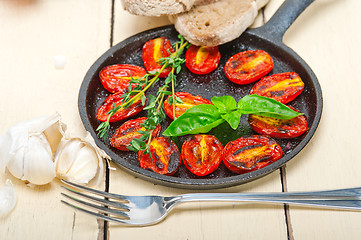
60,179,131,223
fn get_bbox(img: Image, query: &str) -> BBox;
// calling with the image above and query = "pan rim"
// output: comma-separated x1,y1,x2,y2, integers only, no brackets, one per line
78,25,323,189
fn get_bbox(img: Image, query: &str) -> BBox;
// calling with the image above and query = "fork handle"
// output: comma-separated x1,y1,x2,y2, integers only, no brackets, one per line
173,187,361,210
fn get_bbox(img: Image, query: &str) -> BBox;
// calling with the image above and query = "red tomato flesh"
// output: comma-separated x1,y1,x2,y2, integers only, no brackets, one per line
164,92,211,120
142,37,175,78
138,137,181,176
222,135,283,174
248,106,308,138
250,72,304,104
185,45,221,74
96,92,145,122
181,134,223,176
99,64,146,93
110,117,161,151
224,50,274,85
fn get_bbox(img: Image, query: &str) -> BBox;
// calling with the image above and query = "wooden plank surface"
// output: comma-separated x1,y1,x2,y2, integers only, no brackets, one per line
1,0,361,239
0,0,111,239
267,0,361,239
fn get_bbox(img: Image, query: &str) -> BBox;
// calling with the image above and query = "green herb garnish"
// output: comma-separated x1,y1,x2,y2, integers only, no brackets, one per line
97,35,190,154
162,94,303,137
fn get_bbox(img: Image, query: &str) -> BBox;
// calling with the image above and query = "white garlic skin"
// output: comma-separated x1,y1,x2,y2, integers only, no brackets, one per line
0,179,16,216
22,134,56,185
55,133,107,186
0,113,66,185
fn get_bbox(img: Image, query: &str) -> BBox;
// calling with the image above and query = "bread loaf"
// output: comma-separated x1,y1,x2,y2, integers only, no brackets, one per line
169,0,269,46
120,0,194,16
121,0,220,16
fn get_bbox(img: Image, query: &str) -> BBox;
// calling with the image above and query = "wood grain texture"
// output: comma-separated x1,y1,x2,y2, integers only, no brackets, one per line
0,0,111,239
265,0,361,239
1,0,361,239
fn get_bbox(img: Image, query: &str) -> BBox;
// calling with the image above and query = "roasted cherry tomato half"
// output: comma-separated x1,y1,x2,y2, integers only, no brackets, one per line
224,50,274,85
248,106,308,138
99,64,146,93
142,37,175,78
110,117,161,151
250,72,304,104
96,92,145,122
181,134,223,176
185,45,221,74
138,137,181,176
164,92,212,120
222,135,283,174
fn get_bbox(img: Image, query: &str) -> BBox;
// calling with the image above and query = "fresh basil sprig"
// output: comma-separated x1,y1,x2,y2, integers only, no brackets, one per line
162,94,303,137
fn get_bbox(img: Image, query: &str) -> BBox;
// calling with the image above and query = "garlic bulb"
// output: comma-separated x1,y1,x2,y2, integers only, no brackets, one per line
55,133,108,186
0,113,66,185
0,179,16,216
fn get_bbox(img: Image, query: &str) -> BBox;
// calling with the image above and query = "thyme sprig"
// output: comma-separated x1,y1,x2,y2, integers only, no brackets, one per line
97,35,189,153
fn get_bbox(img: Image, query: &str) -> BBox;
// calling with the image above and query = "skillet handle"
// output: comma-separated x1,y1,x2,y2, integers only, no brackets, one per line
252,0,314,42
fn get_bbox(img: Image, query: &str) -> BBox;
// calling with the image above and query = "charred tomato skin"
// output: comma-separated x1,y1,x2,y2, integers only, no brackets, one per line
142,37,175,78
110,117,161,151
99,64,147,93
250,72,304,104
181,134,223,176
96,92,145,122
248,106,308,138
138,137,181,176
164,92,212,120
224,50,274,85
185,45,221,74
222,135,283,174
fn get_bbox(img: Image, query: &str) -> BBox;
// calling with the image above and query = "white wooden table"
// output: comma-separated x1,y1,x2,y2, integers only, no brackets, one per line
1,0,361,239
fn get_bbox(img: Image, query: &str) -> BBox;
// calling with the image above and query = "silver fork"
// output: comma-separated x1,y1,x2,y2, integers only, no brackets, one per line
61,179,361,226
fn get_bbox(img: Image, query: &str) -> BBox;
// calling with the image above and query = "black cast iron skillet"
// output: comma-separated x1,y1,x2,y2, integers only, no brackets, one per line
78,0,322,189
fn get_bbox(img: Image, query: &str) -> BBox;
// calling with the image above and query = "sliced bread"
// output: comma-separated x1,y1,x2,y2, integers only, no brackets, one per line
194,0,219,6
121,0,220,17
120,0,195,16
169,0,269,46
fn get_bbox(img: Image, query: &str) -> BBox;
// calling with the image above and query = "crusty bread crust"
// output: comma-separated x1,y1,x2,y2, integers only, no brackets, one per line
121,0,196,16
169,0,259,46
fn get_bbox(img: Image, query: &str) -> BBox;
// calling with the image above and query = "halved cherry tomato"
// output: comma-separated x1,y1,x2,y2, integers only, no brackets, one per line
248,106,308,138
250,72,304,104
224,50,274,85
142,37,175,78
181,134,223,176
222,135,283,174
110,117,161,151
185,45,221,74
99,64,146,93
96,92,145,122
164,92,211,120
138,137,181,176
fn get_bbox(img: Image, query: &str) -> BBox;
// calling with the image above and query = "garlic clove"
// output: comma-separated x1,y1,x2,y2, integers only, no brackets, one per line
6,147,25,180
5,127,29,179
0,113,66,185
64,145,99,184
0,125,28,174
43,113,67,154
55,133,109,186
55,139,84,176
83,133,109,186
22,134,55,185
0,179,16,216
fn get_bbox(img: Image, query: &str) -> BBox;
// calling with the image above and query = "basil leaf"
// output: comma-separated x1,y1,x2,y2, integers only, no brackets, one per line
163,104,224,136
238,94,302,119
221,110,243,130
211,95,237,113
